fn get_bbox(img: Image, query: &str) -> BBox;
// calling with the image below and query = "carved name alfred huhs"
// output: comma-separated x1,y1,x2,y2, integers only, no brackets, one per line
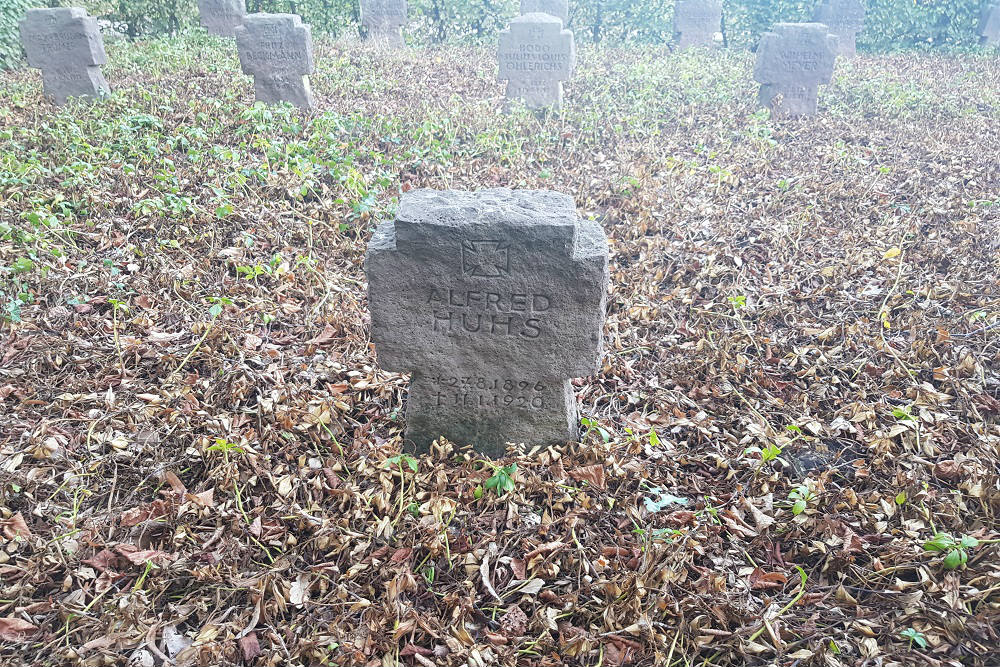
673,0,722,49
499,13,576,110
366,189,608,457
199,0,247,38
520,0,569,26
236,14,315,110
19,8,111,106
360,0,408,47
981,2,1000,46
813,0,866,57
754,23,838,118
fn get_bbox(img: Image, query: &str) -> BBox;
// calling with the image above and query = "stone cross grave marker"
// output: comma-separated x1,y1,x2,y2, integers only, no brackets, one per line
981,2,1000,46
19,8,110,106
520,0,569,26
498,13,576,110
235,14,315,110
813,0,865,56
366,189,609,457
754,23,838,118
360,0,408,47
673,0,722,49
199,0,246,38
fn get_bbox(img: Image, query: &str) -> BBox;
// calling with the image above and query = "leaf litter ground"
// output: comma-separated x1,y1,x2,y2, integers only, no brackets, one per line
0,34,999,667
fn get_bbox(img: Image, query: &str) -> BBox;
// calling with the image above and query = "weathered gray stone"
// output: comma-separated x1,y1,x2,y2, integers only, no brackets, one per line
360,0,408,47
981,2,1000,46
199,0,246,38
498,13,576,110
19,8,110,106
366,189,608,457
520,0,569,26
673,0,722,49
235,14,315,110
813,0,865,57
754,23,838,118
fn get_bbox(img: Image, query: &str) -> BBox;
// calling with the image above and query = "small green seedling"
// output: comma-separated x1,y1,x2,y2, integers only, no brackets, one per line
207,438,245,455
923,532,979,570
900,627,928,649
581,417,610,443
788,485,815,515
484,464,517,497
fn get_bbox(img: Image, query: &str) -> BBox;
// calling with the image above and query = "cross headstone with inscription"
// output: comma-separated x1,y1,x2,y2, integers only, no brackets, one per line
498,13,576,110
981,2,1000,46
19,8,110,106
520,0,569,26
812,0,865,56
754,23,838,118
235,13,315,110
366,189,608,457
673,0,722,49
198,0,246,38
360,0,408,47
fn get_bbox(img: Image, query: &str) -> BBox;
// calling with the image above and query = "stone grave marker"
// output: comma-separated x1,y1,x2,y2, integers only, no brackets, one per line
235,13,315,110
360,0,408,47
754,23,838,118
19,8,110,106
198,0,247,38
981,2,1000,46
366,189,608,457
520,0,569,26
813,0,865,56
498,13,576,110
673,0,723,49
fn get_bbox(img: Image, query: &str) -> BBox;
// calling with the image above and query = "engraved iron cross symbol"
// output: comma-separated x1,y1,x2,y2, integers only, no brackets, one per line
462,240,510,278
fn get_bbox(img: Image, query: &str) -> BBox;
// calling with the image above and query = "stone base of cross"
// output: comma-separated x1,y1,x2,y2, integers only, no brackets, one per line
363,26,405,47
20,8,111,106
757,83,819,118
499,13,575,110
404,377,578,455
253,75,314,109
505,79,564,110
366,188,608,457
42,67,110,106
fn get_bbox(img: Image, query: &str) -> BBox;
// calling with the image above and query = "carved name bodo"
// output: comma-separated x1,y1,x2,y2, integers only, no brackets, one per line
360,0,408,47
19,8,110,106
498,13,576,110
754,23,838,118
199,0,247,38
813,0,866,56
673,0,722,49
981,2,1000,46
366,189,609,457
520,0,569,26
236,13,315,110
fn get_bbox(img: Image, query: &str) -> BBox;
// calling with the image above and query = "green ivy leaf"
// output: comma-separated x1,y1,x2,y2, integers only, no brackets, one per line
12,257,34,273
